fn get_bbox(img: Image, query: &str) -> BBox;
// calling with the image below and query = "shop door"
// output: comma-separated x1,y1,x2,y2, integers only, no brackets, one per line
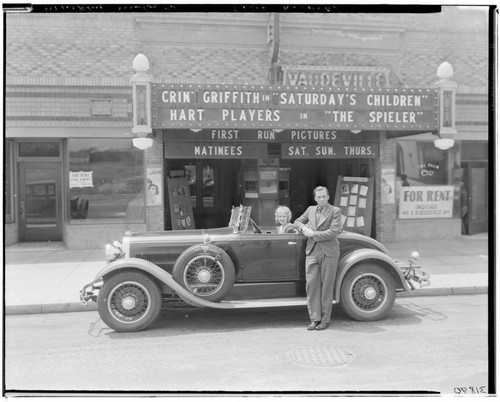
18,162,62,242
462,162,488,235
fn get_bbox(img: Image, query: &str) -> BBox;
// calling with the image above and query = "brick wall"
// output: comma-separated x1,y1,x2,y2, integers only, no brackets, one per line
376,133,397,242
6,86,132,126
6,9,488,88
6,13,138,81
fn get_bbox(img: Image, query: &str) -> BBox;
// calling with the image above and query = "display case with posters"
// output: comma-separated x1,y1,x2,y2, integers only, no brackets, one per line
334,175,374,236
167,171,194,230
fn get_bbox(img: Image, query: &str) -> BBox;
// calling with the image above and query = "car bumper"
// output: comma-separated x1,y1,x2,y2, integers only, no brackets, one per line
396,261,431,290
80,279,102,304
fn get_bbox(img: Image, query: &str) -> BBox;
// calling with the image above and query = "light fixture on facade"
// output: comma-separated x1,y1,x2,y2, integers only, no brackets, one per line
133,137,154,150
131,54,153,150
434,135,454,150
190,129,202,133
350,130,362,134
434,61,457,150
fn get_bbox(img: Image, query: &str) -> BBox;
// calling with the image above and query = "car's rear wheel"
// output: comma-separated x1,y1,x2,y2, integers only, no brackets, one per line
97,271,162,332
173,245,235,302
340,263,396,321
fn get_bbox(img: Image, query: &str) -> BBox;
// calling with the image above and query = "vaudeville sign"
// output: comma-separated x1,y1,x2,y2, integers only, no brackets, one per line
152,83,438,131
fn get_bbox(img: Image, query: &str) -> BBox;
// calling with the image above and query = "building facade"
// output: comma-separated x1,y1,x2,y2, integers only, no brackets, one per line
5,7,490,249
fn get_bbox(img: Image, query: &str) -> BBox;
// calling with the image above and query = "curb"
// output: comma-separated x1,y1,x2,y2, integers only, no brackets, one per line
399,285,488,298
6,302,98,316
5,286,488,316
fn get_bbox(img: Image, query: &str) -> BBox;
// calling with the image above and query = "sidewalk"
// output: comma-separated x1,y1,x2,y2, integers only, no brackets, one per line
4,233,490,315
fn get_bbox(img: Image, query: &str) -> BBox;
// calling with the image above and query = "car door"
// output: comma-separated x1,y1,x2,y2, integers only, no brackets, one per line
240,231,298,281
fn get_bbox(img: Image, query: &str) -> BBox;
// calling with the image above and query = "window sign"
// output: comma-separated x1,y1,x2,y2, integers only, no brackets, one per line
397,140,453,185
69,171,94,188
399,186,454,219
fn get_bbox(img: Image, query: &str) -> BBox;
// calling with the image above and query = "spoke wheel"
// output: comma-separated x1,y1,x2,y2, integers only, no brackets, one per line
184,255,225,296
350,275,387,312
98,271,161,332
108,281,151,322
173,245,235,302
340,263,396,321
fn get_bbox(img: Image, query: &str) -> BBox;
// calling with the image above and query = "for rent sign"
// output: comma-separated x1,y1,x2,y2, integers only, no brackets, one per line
399,186,454,219
152,84,438,131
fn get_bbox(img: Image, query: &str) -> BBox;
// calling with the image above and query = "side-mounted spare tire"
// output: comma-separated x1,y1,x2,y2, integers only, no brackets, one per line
340,263,396,321
172,244,235,302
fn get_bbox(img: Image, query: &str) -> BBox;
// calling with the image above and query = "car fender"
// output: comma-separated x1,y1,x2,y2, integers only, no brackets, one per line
94,258,236,310
335,248,410,301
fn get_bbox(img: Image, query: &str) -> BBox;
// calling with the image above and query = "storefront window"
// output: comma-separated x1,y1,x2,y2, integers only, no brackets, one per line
68,139,144,223
396,140,460,219
5,141,14,223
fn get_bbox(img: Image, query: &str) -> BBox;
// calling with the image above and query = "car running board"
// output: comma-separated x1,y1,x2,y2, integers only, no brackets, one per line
217,297,337,309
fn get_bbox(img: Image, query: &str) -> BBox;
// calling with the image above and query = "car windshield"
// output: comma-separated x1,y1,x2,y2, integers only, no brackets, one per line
228,206,252,233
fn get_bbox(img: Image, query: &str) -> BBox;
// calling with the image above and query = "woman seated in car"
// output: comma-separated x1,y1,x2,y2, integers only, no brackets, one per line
275,206,298,234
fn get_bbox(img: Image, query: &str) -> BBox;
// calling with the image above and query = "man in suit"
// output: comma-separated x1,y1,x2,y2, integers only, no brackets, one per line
294,186,342,331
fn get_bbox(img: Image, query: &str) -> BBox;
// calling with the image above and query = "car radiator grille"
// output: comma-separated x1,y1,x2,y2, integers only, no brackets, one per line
134,250,183,272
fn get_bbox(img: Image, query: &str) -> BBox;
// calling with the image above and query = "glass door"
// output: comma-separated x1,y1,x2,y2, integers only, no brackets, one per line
18,162,62,242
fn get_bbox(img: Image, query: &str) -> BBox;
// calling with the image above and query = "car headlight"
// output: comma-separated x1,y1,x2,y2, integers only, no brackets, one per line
105,241,124,263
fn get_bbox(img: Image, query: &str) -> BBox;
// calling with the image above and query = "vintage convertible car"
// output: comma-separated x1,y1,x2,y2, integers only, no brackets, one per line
81,206,430,332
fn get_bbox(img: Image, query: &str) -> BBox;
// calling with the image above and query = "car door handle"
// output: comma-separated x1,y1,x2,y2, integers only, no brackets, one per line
288,241,297,245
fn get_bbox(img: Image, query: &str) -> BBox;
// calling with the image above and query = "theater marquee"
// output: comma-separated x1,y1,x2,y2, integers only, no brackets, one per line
162,129,379,159
152,84,438,131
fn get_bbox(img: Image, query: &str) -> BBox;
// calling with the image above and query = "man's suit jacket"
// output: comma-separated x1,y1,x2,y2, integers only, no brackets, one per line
294,203,342,257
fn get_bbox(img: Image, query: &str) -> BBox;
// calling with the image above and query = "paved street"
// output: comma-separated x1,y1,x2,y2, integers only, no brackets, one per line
5,294,489,395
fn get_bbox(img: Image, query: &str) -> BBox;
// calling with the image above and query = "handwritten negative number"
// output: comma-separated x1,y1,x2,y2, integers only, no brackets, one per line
454,386,486,394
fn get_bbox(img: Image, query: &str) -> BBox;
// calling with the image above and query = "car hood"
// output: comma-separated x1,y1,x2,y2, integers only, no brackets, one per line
123,227,236,250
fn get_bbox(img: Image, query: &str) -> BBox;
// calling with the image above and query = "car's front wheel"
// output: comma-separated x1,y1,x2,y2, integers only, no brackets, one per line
97,271,162,332
340,263,396,321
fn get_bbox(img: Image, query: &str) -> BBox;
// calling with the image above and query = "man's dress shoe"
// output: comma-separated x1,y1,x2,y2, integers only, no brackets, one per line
307,321,321,330
315,322,329,330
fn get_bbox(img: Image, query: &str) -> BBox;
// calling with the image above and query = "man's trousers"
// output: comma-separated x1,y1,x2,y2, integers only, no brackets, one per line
305,247,339,324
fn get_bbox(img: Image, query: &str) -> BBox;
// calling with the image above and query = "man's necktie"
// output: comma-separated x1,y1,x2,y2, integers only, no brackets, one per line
316,207,323,226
